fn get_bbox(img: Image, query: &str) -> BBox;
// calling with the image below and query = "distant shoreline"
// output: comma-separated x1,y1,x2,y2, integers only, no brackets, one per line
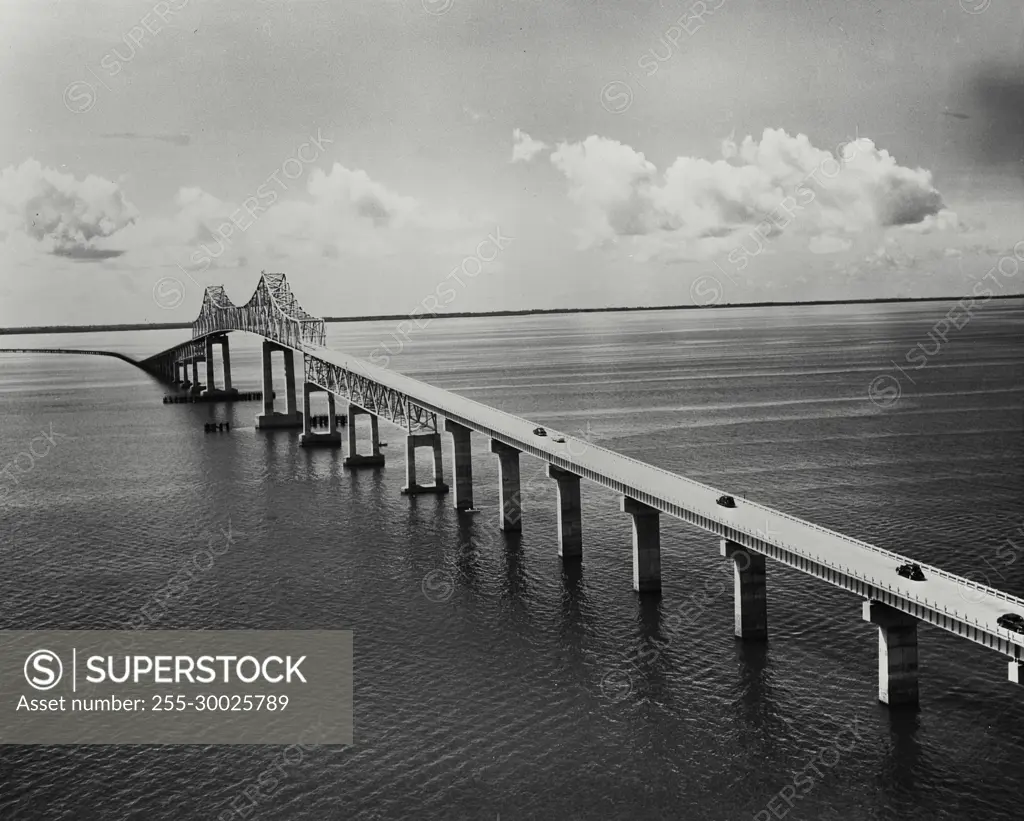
2,293,1021,335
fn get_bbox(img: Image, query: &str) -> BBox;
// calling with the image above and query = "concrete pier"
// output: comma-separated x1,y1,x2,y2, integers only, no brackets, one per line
622,497,661,593
189,359,205,396
490,440,522,531
256,340,302,429
721,539,766,640
300,383,341,447
444,420,473,510
1010,659,1023,685
547,465,582,560
203,334,238,399
401,431,448,494
862,600,919,706
344,404,385,467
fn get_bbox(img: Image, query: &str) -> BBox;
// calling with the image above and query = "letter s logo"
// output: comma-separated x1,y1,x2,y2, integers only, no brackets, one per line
24,649,63,691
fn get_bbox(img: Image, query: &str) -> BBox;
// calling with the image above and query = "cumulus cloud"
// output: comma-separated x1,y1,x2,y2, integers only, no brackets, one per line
898,208,960,234
0,159,137,258
1,156,485,274
511,128,550,163
103,160,482,271
546,128,954,261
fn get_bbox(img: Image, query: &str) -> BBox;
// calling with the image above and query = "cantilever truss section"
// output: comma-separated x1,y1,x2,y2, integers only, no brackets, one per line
191,271,326,348
139,271,325,379
304,355,438,433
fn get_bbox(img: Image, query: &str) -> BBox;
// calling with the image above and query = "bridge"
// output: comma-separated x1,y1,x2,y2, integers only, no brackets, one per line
5,271,1024,707
0,348,141,368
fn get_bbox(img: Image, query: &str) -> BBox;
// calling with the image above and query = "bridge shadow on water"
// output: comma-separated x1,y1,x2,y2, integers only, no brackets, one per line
732,640,774,732
499,531,530,606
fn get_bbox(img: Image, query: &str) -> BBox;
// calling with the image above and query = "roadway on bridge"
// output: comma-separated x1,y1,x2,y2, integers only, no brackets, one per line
303,343,1024,651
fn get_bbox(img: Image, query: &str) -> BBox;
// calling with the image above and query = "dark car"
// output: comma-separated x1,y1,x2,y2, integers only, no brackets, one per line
997,613,1024,634
716,495,736,509
533,427,547,437
896,563,926,581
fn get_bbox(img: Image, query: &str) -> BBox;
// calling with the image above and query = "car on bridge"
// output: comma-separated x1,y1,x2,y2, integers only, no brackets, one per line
533,427,547,437
896,563,926,581
716,495,736,509
552,435,566,443
997,613,1024,634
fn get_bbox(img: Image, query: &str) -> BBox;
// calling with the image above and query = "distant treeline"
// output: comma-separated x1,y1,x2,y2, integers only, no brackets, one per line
0,322,190,335
2,293,1021,335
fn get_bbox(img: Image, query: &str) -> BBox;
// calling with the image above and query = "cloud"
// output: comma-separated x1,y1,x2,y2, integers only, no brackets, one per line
0,159,138,258
898,208,960,234
808,234,853,254
0,154,487,275
510,128,550,163
720,129,738,159
545,128,954,261
52,246,125,260
96,160,484,271
101,133,191,147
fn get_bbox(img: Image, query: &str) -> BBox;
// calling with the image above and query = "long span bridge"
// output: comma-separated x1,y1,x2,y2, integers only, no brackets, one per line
5,271,1024,707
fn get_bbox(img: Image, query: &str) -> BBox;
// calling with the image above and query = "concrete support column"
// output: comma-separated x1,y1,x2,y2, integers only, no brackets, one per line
444,420,474,511
720,539,766,640
401,432,449,495
220,336,233,392
490,441,522,532
487,442,520,532
622,497,661,593
862,600,919,707
283,348,298,416
205,337,217,391
404,432,417,487
300,383,340,447
430,433,444,487
256,341,302,429
1010,659,1023,685
302,382,313,437
202,336,238,399
347,405,358,459
261,341,275,415
190,360,203,395
547,465,582,560
181,359,191,388
343,405,385,467
370,415,381,455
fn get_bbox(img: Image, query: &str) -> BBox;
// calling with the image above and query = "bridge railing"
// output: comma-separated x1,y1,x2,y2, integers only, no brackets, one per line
303,345,1024,631
304,353,438,432
538,432,1024,613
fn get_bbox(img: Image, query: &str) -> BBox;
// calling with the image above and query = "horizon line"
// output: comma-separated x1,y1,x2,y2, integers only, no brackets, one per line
2,293,1021,336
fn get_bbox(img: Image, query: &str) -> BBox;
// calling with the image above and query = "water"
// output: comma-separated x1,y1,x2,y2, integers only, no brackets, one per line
1,299,1022,820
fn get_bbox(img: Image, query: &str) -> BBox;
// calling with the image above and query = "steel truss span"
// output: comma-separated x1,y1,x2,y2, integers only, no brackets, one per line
305,356,438,433
191,271,326,349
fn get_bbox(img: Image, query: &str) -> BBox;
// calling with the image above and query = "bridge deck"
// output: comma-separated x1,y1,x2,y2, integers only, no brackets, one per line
305,343,1024,657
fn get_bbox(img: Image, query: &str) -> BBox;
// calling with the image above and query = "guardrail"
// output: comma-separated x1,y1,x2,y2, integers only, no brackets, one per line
298,343,1024,641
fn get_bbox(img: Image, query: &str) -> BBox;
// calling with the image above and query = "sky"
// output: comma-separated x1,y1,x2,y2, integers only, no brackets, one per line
1,0,1023,326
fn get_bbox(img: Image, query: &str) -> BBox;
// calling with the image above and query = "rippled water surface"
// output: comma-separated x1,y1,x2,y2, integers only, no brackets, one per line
1,300,1023,820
